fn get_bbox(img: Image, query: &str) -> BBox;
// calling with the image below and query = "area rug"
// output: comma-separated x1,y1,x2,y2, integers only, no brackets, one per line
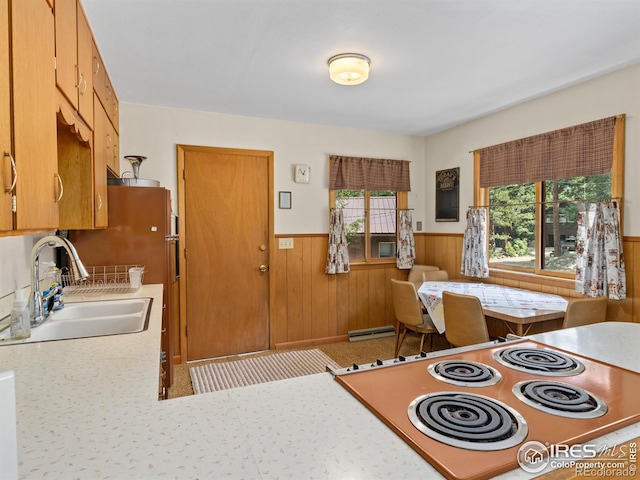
190,349,341,394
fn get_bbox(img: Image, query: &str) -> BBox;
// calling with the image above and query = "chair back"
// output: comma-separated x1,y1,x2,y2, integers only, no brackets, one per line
562,296,607,328
391,279,424,327
442,291,490,347
422,270,449,282
408,265,439,289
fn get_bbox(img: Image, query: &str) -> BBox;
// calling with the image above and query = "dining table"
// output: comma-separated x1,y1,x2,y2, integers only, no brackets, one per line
417,281,568,336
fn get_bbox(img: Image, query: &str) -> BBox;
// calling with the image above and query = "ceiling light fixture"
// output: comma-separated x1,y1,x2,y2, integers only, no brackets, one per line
328,53,370,86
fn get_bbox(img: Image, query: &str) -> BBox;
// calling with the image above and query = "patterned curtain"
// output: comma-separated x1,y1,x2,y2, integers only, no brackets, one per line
396,210,415,269
575,202,626,299
460,208,489,278
325,209,350,274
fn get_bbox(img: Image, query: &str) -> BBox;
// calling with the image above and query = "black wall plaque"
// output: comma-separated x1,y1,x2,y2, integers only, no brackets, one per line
435,167,459,222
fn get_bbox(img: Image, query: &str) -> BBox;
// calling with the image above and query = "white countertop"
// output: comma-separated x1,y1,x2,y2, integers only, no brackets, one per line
0,285,638,480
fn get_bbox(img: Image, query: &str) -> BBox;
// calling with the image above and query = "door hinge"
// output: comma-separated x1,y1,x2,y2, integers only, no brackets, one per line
11,195,16,213
185,325,188,337
53,57,57,70
182,169,186,180
183,248,187,259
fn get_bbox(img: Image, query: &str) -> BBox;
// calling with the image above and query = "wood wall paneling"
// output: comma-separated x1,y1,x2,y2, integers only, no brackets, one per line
269,233,639,351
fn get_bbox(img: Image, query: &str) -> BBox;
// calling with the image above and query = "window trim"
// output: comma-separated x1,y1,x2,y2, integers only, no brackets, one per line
474,115,625,279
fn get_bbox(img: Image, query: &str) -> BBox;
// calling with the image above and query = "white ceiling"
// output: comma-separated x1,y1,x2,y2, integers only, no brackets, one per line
81,0,640,136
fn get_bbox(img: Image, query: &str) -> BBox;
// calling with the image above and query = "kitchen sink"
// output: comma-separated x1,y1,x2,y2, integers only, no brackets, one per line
0,298,152,345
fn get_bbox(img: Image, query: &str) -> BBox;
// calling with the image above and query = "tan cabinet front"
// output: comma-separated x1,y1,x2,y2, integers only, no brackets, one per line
9,0,59,232
55,0,93,128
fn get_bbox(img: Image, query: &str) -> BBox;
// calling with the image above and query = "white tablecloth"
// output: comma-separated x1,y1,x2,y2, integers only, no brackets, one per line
417,282,568,333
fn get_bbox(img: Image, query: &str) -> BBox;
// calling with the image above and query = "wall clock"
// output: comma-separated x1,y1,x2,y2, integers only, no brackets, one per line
294,164,310,183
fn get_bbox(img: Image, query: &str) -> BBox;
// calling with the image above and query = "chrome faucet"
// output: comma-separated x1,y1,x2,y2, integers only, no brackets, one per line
30,235,90,327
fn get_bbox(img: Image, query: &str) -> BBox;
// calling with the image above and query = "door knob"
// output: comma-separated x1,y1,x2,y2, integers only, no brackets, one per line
259,265,268,273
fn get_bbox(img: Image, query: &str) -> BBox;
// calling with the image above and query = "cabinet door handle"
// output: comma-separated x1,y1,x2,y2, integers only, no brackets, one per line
3,152,17,194
80,77,87,95
75,66,82,89
93,56,100,75
95,193,102,211
54,173,63,203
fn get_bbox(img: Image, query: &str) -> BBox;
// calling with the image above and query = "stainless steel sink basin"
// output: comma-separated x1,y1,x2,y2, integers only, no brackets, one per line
0,298,152,345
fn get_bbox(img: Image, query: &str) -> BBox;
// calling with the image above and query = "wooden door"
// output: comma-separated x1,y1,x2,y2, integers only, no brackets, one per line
180,146,273,360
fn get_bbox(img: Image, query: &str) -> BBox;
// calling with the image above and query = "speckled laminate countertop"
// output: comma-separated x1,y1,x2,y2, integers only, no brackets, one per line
0,284,638,479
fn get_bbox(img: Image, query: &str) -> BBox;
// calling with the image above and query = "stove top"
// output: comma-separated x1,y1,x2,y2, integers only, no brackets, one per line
427,360,502,387
494,346,585,376
333,340,640,480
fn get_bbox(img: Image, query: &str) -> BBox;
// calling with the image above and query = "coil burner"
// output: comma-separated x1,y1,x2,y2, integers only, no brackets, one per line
494,347,585,376
427,360,502,387
408,392,528,451
513,380,608,419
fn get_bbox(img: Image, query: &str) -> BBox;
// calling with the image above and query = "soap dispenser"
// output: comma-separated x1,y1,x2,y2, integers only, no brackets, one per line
9,288,30,340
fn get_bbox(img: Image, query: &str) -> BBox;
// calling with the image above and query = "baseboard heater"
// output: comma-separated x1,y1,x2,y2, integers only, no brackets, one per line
348,325,396,342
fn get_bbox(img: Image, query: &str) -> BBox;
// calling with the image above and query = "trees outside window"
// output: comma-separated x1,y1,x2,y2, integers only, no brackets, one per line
488,173,612,274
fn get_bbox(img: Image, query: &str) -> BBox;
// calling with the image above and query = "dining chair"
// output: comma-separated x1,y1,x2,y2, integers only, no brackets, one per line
407,265,439,291
562,296,608,328
391,279,438,356
422,270,449,282
442,291,490,347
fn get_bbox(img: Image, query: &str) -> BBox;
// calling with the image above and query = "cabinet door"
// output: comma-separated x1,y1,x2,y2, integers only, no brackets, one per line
109,80,119,133
93,93,108,228
12,0,58,230
76,2,93,127
109,121,120,176
54,0,78,110
0,0,12,231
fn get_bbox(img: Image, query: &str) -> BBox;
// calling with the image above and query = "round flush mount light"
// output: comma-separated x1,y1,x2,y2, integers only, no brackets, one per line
328,53,371,86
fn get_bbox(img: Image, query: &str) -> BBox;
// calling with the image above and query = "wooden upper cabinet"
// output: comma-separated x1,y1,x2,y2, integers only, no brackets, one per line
0,0,12,231
10,0,58,232
76,2,93,126
54,0,93,128
92,93,108,227
92,41,119,134
2,0,60,234
54,0,77,109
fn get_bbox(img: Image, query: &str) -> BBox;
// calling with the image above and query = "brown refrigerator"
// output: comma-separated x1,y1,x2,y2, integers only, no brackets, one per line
69,185,176,397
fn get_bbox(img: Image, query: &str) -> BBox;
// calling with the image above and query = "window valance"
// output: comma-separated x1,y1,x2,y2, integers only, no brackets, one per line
329,155,411,191
478,116,618,188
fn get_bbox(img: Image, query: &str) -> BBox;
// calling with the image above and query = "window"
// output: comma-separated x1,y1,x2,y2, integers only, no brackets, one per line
488,173,612,274
329,156,410,264
336,189,399,261
475,115,624,278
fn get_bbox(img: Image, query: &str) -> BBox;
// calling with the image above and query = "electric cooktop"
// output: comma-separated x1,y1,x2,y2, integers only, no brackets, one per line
333,340,640,480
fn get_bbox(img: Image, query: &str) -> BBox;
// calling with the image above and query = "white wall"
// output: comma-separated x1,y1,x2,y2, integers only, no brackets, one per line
2,63,638,301
0,235,54,316
119,106,427,235
423,63,640,235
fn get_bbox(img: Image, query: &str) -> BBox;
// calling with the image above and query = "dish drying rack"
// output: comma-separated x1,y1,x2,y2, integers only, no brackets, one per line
62,265,145,295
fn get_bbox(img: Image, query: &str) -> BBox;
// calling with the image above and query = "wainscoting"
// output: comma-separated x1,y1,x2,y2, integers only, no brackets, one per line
270,233,640,349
